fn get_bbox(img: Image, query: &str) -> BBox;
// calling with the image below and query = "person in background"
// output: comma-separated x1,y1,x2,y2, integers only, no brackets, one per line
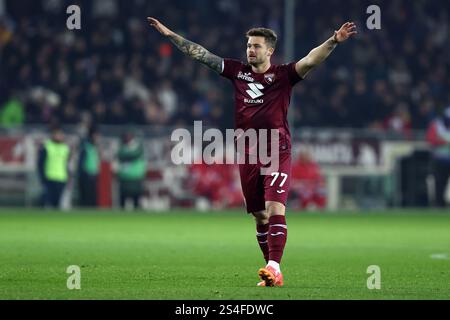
37,125,71,208
116,131,147,210
188,161,243,210
291,150,327,210
0,94,25,128
426,106,450,207
77,126,100,207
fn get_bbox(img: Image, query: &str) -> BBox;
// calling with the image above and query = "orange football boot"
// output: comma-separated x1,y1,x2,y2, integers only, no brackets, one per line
256,280,266,287
258,265,284,287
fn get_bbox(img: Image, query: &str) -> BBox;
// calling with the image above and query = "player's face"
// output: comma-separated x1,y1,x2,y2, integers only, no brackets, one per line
246,36,274,66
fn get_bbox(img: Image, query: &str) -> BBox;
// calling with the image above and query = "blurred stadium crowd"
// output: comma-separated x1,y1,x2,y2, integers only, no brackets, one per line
0,0,449,135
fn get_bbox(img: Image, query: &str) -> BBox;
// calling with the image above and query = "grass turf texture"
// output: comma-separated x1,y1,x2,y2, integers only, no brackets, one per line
0,209,449,300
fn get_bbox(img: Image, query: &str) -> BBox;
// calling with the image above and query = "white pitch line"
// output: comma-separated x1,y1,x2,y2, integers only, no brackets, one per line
430,253,449,260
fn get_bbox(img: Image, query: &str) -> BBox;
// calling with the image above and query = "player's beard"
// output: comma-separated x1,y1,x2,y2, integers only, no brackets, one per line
247,56,264,67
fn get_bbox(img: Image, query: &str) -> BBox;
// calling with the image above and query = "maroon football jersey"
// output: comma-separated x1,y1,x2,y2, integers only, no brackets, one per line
221,58,302,154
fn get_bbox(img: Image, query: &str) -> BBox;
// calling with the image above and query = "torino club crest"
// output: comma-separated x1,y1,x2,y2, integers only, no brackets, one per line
264,73,275,84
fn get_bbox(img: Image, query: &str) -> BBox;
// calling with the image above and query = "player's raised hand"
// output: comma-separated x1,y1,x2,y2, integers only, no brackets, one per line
334,22,357,43
147,17,173,37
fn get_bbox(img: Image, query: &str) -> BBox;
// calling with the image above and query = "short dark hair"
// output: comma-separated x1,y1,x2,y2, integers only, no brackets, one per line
246,28,277,49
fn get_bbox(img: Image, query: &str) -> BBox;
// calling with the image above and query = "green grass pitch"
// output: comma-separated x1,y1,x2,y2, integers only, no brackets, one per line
0,209,449,300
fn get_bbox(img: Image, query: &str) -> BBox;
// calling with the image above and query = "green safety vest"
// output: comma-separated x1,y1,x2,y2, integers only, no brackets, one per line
44,140,70,182
118,142,147,180
118,158,147,180
82,141,100,175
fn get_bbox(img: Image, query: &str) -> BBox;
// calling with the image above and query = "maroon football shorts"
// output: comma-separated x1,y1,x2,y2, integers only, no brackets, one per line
238,151,291,213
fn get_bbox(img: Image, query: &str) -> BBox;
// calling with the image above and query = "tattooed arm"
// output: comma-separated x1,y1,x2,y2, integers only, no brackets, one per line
167,33,223,73
147,17,223,74
295,22,357,79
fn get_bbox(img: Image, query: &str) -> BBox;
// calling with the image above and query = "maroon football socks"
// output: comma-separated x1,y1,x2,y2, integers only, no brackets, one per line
267,215,287,263
256,223,270,263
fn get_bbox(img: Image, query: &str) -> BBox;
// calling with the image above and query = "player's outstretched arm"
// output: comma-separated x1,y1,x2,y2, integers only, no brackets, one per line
147,17,223,74
295,22,357,79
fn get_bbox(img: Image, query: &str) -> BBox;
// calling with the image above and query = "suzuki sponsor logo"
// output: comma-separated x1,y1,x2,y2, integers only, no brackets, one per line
245,83,264,104
244,98,264,104
246,83,264,99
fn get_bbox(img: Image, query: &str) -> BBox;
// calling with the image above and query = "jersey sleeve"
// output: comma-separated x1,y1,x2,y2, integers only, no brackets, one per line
220,58,244,80
282,62,303,87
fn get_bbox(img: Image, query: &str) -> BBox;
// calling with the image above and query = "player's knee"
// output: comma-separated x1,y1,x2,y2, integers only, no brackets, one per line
252,211,269,224
266,201,286,216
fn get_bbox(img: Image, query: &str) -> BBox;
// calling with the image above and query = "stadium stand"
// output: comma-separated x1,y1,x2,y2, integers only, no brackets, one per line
1,0,449,132
0,0,449,209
